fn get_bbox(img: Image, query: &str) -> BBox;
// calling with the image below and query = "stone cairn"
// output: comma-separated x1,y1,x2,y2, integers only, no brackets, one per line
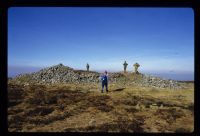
86,63,89,72
133,63,140,74
123,61,128,73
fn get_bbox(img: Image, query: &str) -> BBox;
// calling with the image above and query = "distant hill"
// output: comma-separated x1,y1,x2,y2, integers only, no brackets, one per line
178,81,194,83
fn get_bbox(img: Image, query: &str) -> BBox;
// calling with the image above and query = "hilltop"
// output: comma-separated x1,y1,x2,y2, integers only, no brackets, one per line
9,63,186,90
7,63,194,132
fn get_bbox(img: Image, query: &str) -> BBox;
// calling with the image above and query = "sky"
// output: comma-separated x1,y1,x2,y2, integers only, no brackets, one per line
8,7,194,80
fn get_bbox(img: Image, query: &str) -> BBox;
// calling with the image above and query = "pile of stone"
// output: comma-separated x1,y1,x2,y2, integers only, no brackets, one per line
108,73,126,83
15,63,100,84
13,63,184,89
135,74,183,90
14,64,129,85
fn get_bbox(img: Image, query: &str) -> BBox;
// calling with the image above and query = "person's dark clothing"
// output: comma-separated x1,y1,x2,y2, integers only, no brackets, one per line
101,75,108,92
102,82,108,93
101,75,107,83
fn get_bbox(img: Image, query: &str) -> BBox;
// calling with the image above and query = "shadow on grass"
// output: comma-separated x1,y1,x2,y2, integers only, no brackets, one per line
112,88,125,92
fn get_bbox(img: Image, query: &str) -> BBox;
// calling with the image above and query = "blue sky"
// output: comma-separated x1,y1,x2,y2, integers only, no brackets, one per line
8,7,194,80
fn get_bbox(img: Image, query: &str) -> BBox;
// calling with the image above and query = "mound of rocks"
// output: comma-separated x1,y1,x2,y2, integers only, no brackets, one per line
135,74,184,90
12,63,184,89
15,63,100,84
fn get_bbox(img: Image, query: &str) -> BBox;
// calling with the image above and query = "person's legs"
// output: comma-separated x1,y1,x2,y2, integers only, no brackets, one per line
101,82,104,93
105,82,108,92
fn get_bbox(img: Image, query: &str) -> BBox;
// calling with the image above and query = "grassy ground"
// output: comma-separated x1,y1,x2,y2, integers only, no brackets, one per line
7,82,194,132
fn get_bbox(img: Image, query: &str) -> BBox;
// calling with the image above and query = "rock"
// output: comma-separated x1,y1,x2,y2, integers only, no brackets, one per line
135,103,140,110
159,104,164,109
23,83,29,86
88,118,96,126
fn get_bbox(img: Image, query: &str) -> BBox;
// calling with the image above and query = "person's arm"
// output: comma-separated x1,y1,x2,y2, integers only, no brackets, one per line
100,75,102,81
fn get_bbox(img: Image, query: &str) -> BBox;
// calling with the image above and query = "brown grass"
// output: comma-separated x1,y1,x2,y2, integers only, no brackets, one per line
7,82,194,132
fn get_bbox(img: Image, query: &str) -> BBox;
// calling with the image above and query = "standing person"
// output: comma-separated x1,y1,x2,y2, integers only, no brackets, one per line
86,63,89,72
123,61,128,73
101,71,108,93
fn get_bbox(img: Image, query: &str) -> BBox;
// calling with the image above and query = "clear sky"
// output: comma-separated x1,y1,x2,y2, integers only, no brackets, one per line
8,7,194,80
